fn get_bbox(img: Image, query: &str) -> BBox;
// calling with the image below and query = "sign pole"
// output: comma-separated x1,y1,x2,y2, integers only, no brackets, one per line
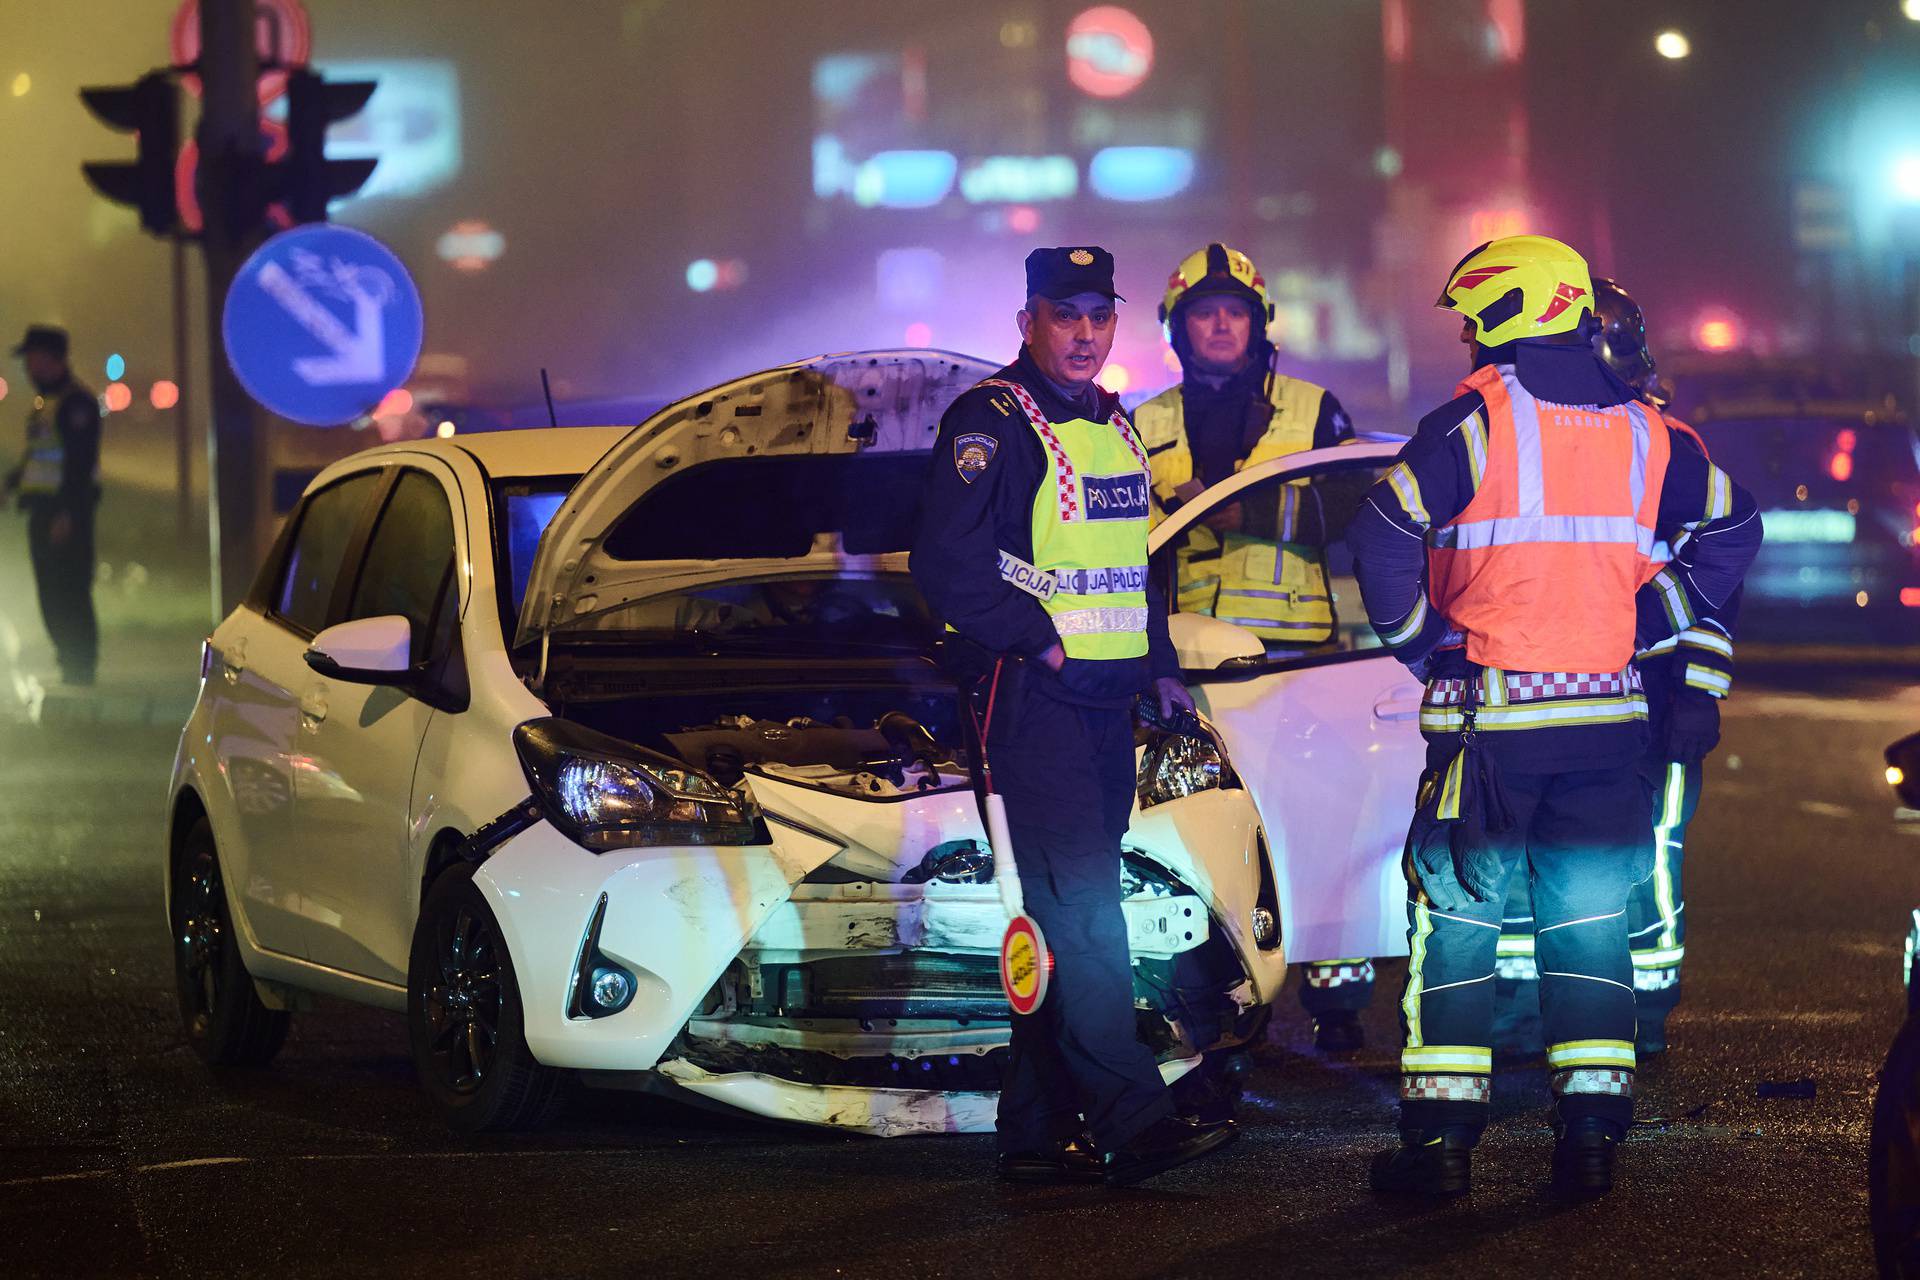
198,0,267,614
171,234,194,542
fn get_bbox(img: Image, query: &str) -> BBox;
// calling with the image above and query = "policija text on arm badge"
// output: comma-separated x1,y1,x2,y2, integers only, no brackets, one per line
954,432,998,484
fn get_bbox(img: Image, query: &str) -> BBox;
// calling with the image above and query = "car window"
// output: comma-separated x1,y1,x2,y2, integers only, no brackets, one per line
1150,457,1393,668
347,470,459,663
493,480,574,620
274,472,384,635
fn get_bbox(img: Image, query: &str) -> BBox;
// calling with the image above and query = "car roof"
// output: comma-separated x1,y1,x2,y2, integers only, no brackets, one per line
348,426,630,481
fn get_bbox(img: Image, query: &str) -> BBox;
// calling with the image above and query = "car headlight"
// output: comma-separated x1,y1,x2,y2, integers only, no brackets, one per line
1136,714,1237,809
514,717,765,851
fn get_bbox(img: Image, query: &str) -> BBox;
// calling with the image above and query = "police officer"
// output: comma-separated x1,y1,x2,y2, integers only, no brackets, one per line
4,326,101,686
1491,278,1736,1058
911,246,1237,1186
1349,236,1759,1198
1135,242,1375,1053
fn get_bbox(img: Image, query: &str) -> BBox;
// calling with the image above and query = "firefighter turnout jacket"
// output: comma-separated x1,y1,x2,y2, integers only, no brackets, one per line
1348,343,1760,772
1135,366,1353,642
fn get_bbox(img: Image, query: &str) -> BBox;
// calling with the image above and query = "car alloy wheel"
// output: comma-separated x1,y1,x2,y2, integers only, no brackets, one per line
169,816,289,1067
407,865,560,1131
422,905,503,1094
176,844,225,1039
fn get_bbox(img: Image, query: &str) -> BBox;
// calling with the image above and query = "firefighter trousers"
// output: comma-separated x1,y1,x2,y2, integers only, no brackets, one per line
1398,758,1653,1142
986,669,1173,1154
1494,756,1701,1048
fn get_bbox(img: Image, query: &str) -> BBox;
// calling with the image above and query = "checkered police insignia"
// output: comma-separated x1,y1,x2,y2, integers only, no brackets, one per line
954,432,997,484
1069,248,1095,265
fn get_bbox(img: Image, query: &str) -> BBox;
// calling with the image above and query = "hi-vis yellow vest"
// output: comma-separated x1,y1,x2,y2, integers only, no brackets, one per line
980,378,1153,661
16,392,70,497
1134,372,1333,643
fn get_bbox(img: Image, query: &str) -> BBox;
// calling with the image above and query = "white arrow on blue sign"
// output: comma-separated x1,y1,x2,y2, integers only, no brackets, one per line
222,224,424,427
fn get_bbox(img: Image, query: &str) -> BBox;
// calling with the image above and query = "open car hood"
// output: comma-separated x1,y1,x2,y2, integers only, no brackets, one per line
515,350,999,648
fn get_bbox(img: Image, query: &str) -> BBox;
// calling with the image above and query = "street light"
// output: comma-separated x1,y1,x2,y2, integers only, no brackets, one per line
1894,153,1920,204
1654,29,1691,60
1903,0,1920,22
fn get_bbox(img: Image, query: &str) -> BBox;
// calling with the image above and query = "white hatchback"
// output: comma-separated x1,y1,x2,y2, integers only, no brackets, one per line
164,350,1422,1134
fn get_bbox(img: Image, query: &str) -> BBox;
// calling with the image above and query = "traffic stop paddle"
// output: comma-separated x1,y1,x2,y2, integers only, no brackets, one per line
971,659,1055,1013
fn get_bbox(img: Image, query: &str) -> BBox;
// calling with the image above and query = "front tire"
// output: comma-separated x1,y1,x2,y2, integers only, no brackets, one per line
1871,1013,1920,1277
407,865,560,1132
171,817,289,1067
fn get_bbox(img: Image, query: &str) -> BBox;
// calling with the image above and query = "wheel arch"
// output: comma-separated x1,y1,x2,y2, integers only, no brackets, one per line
419,827,471,907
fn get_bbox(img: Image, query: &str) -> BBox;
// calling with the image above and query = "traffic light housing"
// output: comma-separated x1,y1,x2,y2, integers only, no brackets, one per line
280,68,378,224
79,72,179,236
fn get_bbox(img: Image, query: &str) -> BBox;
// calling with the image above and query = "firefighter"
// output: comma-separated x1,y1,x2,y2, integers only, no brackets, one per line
4,326,101,686
1349,236,1760,1198
1491,277,1736,1058
910,246,1237,1186
1133,242,1375,1052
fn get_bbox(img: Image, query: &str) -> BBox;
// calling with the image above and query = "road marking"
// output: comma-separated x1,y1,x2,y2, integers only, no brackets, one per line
0,1149,672,1188
1797,800,1855,819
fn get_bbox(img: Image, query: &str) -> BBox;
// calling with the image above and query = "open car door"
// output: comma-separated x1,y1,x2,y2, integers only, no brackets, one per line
1146,440,1425,964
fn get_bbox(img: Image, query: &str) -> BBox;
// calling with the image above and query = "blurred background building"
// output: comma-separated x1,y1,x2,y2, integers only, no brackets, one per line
5,0,1920,449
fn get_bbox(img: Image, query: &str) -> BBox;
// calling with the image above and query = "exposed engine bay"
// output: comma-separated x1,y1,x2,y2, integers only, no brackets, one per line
543,648,975,799
661,711,969,798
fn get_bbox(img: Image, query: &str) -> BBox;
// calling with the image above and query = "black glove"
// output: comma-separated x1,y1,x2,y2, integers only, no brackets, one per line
1664,688,1721,765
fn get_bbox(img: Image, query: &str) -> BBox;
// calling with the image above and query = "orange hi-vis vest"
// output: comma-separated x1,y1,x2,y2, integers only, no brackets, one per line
1426,363,1671,673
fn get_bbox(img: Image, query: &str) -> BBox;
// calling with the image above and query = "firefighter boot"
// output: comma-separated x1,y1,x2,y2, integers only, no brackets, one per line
1369,1130,1473,1198
1550,1119,1619,1199
1313,1009,1366,1054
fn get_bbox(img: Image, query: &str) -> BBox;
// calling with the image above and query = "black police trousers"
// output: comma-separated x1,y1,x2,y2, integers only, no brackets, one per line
25,500,97,684
986,667,1173,1154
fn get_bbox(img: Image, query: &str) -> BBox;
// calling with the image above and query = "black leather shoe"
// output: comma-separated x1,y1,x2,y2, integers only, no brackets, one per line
1369,1134,1473,1198
997,1134,1104,1183
1313,1011,1366,1054
1550,1122,1618,1198
1102,1115,1237,1186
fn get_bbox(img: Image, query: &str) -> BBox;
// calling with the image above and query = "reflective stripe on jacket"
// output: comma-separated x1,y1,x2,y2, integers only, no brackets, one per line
979,378,1153,661
1134,372,1332,642
1426,363,1671,673
17,395,66,496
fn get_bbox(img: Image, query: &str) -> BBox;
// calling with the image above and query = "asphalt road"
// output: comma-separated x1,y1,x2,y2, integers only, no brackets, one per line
1,664,1915,1278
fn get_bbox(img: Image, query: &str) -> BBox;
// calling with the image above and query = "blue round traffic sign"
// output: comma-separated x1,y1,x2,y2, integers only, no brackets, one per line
222,224,423,426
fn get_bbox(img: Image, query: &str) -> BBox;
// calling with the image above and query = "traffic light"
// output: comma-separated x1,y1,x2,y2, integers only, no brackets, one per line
79,72,179,236
279,68,377,224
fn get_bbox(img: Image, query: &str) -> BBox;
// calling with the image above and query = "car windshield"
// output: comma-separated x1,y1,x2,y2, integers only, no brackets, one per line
493,479,577,619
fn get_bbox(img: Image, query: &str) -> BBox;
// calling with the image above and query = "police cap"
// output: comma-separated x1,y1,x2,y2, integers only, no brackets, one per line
11,325,69,360
1024,246,1124,303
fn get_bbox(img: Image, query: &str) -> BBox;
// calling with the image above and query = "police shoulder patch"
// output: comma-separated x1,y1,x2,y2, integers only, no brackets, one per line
954,432,997,483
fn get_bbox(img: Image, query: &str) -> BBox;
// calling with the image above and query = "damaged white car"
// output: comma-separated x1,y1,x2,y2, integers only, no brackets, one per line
164,350,1422,1135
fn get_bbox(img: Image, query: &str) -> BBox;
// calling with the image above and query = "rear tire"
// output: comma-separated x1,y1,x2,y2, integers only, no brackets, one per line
171,818,289,1067
1871,1013,1920,1278
407,864,560,1132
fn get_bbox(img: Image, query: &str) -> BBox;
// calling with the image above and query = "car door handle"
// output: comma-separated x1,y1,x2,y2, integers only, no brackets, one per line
299,685,328,726
1373,682,1425,722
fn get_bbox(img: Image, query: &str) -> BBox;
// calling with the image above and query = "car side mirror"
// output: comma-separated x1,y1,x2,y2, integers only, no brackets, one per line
1168,612,1265,672
304,615,415,686
1889,732,1920,811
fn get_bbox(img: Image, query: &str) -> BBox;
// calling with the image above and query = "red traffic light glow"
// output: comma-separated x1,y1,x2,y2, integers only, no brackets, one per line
170,0,314,105
103,383,133,413
150,380,180,410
